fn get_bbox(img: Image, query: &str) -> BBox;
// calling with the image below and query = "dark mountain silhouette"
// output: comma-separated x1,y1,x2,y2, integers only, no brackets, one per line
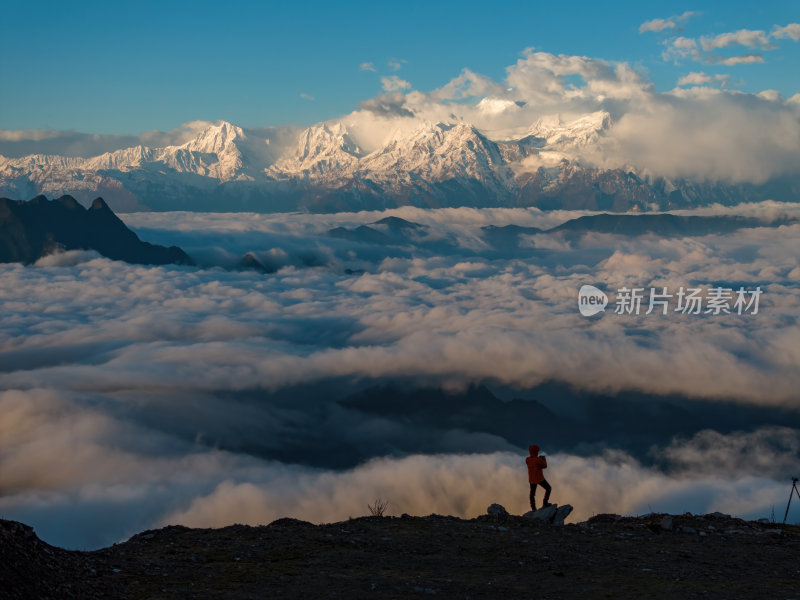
548,213,795,237
0,195,193,265
372,216,425,231
328,217,428,246
237,252,274,274
328,225,391,244
481,224,544,250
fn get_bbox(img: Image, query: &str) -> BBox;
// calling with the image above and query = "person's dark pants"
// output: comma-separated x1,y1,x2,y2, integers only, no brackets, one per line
530,480,552,510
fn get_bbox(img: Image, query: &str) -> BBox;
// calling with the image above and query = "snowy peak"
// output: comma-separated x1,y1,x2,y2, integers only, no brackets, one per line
85,145,157,171
526,111,612,149
182,121,245,156
361,122,507,182
269,122,362,180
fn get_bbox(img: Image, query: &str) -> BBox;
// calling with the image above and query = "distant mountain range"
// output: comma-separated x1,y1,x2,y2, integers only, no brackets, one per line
3,195,790,270
0,195,192,265
325,212,796,252
3,114,799,213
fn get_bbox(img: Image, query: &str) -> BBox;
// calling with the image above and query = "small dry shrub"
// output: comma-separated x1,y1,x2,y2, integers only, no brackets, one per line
367,498,390,517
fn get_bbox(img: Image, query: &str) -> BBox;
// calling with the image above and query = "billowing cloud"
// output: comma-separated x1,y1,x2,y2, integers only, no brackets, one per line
639,11,698,34
381,75,412,92
663,36,702,62
660,21,800,69
677,72,713,86
359,62,376,72
1,205,798,404
676,72,730,87
772,23,800,41
2,390,796,550
640,18,676,34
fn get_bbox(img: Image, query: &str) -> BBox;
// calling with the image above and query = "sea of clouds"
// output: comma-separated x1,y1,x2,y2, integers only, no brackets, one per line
1,203,799,549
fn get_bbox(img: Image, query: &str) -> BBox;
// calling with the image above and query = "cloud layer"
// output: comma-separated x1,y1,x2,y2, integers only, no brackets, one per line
0,204,799,548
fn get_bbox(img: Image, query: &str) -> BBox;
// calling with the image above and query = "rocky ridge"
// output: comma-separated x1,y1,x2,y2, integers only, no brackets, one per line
1,508,797,600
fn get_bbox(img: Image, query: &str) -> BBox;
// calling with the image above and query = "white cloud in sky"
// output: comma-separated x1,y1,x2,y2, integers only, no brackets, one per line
337,45,800,184
660,21,800,69
388,58,407,71
676,72,730,87
380,75,412,92
640,18,675,34
359,61,376,72
772,23,800,41
700,29,773,51
662,36,702,62
711,53,765,66
299,93,315,101
639,11,699,34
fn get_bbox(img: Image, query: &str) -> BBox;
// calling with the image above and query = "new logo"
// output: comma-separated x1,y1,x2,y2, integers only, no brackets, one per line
578,285,608,317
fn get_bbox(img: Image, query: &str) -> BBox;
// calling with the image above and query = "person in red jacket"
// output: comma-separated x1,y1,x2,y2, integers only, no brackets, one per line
526,444,552,511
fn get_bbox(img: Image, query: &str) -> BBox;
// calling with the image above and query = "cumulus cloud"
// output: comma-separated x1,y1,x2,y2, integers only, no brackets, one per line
662,36,702,62
380,75,412,92
388,58,407,71
677,72,712,86
700,29,773,51
772,23,800,41
660,21,800,68
676,72,730,87
583,87,800,183
359,61,376,72
337,45,797,186
640,18,676,34
639,12,698,34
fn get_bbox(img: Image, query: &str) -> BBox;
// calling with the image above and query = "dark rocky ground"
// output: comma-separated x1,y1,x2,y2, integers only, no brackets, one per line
2,511,799,600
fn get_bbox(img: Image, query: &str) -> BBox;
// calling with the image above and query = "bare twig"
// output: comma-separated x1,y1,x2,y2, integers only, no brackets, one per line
367,498,390,517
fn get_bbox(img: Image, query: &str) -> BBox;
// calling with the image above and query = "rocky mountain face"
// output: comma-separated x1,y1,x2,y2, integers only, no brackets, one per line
2,114,799,213
0,195,193,265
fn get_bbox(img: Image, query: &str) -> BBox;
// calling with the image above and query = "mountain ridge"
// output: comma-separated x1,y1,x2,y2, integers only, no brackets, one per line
2,115,799,213
0,194,193,265
2,512,797,599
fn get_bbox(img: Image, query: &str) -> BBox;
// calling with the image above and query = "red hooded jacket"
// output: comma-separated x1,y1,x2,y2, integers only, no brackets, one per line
525,444,547,484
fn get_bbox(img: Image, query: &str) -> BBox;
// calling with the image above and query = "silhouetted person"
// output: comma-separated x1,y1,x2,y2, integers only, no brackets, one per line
526,444,552,511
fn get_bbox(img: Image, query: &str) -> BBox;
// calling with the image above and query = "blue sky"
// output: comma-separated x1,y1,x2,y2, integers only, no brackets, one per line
1,0,798,134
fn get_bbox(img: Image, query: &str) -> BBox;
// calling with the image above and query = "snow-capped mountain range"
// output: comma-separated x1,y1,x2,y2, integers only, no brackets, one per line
1,112,797,212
